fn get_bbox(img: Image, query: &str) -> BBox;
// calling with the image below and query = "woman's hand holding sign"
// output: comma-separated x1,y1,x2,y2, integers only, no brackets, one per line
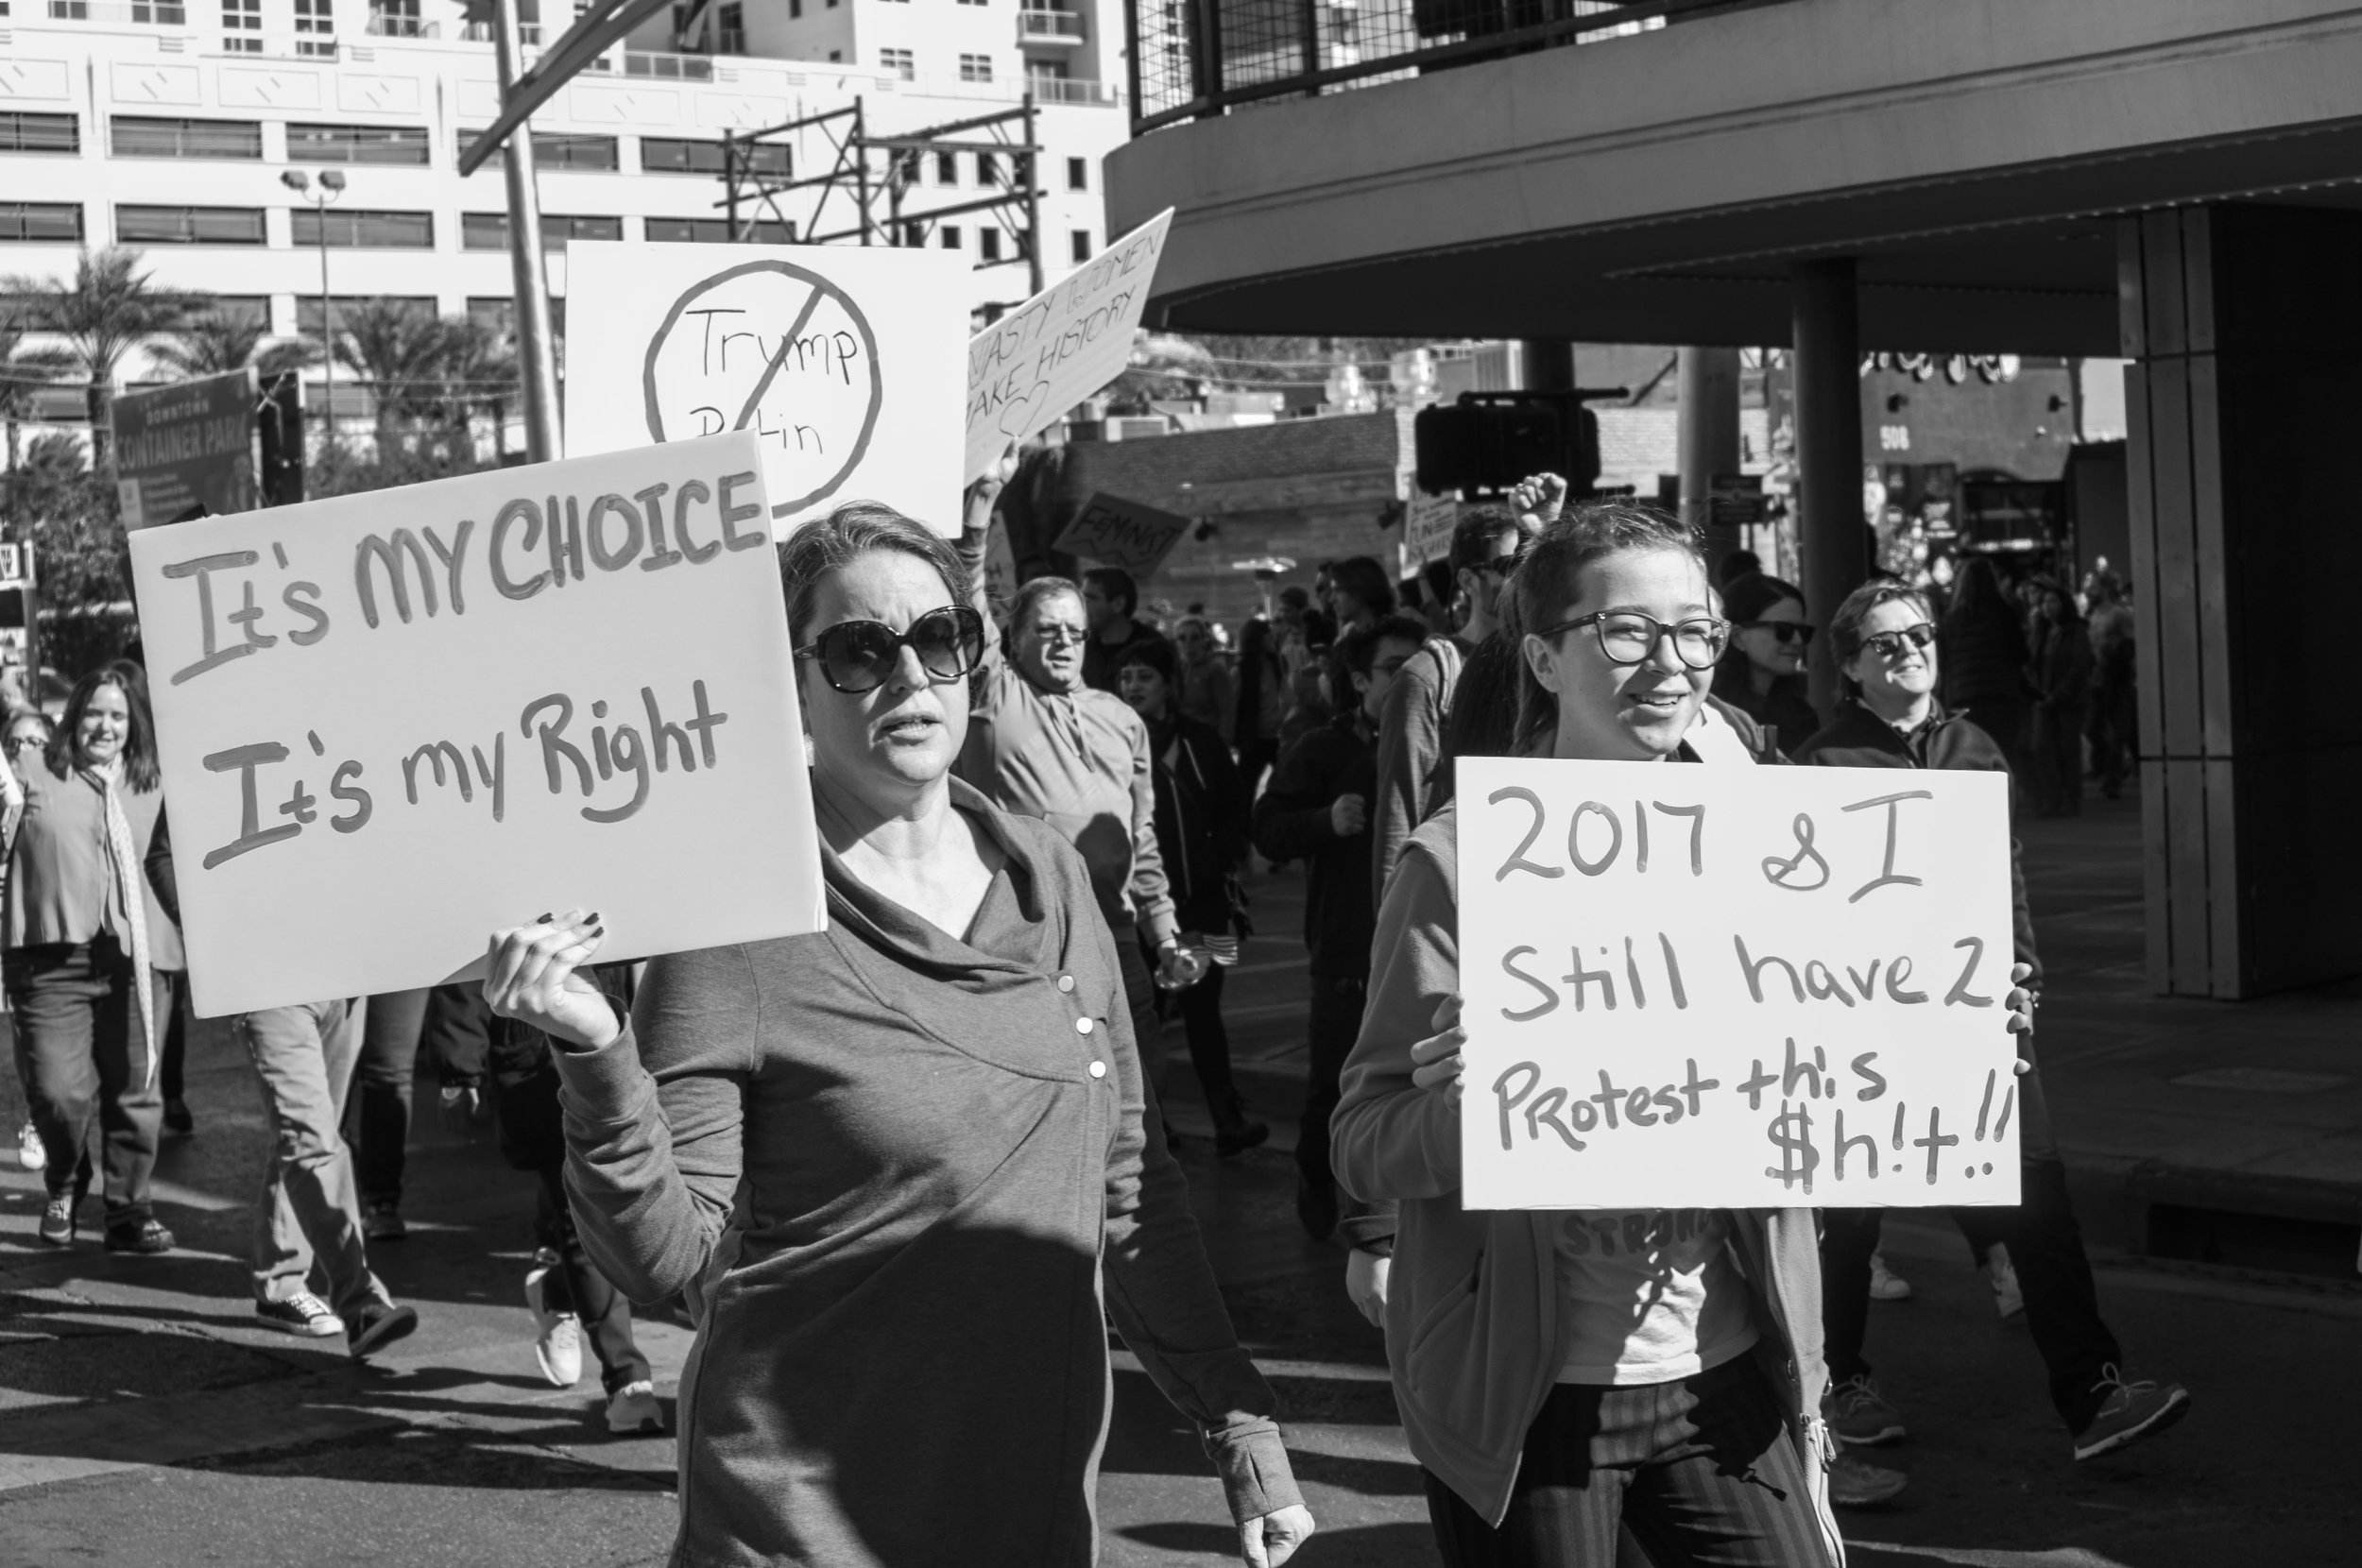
1409,993,1467,1105
484,910,618,1051
2005,962,2036,1068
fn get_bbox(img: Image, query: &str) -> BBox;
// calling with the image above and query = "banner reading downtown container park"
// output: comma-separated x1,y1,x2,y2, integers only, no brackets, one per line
114,368,259,529
127,430,824,1017
1455,756,2019,1211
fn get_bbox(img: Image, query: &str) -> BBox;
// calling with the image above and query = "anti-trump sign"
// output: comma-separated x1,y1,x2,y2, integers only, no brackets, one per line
1455,757,2017,1210
128,430,825,1017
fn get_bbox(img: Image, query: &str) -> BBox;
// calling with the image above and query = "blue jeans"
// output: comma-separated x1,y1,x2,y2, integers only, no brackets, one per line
6,937,165,1228
238,998,390,1315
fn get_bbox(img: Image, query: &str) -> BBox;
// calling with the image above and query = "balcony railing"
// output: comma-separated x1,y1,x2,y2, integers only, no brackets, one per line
1128,0,1789,133
365,12,435,35
1030,76,1121,105
1018,9,1085,39
625,49,717,79
460,18,539,43
44,0,186,23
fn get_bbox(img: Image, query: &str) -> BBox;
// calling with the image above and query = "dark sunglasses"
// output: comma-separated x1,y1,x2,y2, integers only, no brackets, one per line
1859,622,1936,661
1740,620,1816,646
795,605,985,694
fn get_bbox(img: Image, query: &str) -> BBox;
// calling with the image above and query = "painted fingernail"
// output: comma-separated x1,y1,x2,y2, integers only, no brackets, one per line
536,912,553,923
586,926,605,940
585,912,601,926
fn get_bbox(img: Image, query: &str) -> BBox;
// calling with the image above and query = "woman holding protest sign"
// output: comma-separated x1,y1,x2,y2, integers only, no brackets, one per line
1328,506,2042,1565
4,664,180,1255
482,493,1312,1568
1793,581,2189,1465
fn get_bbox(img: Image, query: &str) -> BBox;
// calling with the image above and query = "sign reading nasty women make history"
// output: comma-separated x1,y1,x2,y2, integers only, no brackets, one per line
1455,757,2017,1211
566,242,968,538
128,431,824,1017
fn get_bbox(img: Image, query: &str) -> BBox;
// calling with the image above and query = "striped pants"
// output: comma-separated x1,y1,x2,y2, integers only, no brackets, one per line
1425,1354,1834,1568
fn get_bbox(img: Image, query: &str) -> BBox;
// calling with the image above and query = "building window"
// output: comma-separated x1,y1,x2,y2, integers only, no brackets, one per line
880,47,914,79
298,294,432,335
1066,156,1087,192
979,229,1001,263
0,113,80,155
0,203,82,244
935,151,957,185
716,0,744,49
959,53,993,83
293,0,334,55
957,0,984,8
116,204,266,245
222,0,262,52
109,117,265,159
644,215,794,244
291,208,434,248
533,131,620,170
788,0,800,15
369,0,422,34
158,294,268,330
827,48,841,60
1070,229,1090,264
463,212,623,252
286,123,430,166
975,150,998,184
642,137,789,177
940,225,961,249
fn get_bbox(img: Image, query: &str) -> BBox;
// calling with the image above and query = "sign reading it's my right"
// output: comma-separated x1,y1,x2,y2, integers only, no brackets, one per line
1456,757,2018,1211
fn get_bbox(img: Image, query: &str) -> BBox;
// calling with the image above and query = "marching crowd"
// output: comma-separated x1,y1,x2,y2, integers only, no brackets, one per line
0,469,2187,1566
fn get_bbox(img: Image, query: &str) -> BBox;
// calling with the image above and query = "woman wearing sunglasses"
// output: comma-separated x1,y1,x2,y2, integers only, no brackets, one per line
1791,581,2189,1468
1710,571,1823,755
1326,506,2021,1567
481,498,1311,1568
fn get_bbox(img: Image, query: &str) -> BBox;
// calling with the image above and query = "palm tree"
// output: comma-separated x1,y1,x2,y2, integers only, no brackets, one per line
149,312,319,384
331,298,453,457
426,316,520,459
0,313,71,533
1,247,187,463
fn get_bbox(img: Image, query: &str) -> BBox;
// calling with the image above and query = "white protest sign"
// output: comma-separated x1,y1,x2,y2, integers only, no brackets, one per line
966,209,1172,484
1405,488,1460,569
565,242,967,538
1456,757,2017,1211
1053,491,1192,578
128,430,824,1017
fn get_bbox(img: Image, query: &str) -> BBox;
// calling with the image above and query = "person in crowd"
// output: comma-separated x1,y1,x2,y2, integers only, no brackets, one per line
1939,554,2039,792
2028,580,2095,817
1795,579,2190,1465
1275,587,1315,676
1172,615,1237,747
1710,571,1823,754
1252,612,1428,1244
1081,565,1165,692
483,500,1312,1567
1329,507,2028,1561
1323,556,1396,637
957,571,1200,1079
4,707,51,1175
1231,614,1289,801
5,664,180,1254
1118,638,1266,1158
346,982,489,1239
1371,506,1531,905
2083,571,2137,801
1716,547,1763,588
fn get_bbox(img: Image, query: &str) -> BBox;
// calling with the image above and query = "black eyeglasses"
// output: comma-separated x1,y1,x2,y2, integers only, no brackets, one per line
795,605,985,694
1858,622,1936,661
1740,620,1816,647
1542,610,1730,672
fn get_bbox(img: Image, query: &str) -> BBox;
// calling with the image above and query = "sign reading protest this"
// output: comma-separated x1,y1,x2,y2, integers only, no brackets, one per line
115,369,258,530
128,430,825,1017
966,210,1172,484
565,242,967,538
1053,492,1192,578
1456,757,2017,1211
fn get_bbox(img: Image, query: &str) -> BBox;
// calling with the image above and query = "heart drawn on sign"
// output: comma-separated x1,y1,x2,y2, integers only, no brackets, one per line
996,380,1053,442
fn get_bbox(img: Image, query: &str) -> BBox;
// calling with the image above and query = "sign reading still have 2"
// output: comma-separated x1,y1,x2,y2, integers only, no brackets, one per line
1454,758,2018,1211
127,431,826,1017
565,242,968,538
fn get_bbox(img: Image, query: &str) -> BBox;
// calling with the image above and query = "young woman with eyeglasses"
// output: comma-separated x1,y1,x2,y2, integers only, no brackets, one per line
1709,571,1823,755
1791,581,2189,1467
482,499,1312,1568
1327,507,2029,1566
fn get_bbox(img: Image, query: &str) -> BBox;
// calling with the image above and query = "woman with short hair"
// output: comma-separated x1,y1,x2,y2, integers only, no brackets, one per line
485,499,1312,1568
1709,571,1823,754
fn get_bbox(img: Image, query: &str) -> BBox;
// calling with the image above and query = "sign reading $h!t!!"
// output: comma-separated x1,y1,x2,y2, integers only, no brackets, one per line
1454,757,2018,1211
128,430,825,1017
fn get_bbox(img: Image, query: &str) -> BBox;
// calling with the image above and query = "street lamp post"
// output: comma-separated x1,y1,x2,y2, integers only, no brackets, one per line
280,167,347,453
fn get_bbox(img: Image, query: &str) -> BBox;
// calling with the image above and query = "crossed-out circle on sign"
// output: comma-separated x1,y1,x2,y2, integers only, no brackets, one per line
641,260,884,521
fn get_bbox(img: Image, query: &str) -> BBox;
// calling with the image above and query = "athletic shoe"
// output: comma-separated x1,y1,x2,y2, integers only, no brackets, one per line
1827,1451,1908,1508
16,1119,43,1172
606,1380,664,1435
2072,1366,2190,1460
525,1265,583,1388
256,1291,343,1338
1867,1252,1913,1301
163,1098,194,1136
103,1219,175,1254
363,1201,407,1241
346,1301,419,1360
1823,1374,1907,1446
1989,1243,2025,1319
37,1191,74,1247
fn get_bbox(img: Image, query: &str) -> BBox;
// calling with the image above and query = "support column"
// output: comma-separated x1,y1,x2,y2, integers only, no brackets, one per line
1677,346,1742,570
1791,260,1867,720
2118,203,2362,997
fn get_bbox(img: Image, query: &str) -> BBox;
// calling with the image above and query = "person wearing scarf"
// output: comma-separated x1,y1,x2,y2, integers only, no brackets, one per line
3,662,180,1254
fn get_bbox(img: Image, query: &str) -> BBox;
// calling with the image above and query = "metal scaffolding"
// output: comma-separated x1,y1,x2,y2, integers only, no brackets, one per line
717,96,1046,307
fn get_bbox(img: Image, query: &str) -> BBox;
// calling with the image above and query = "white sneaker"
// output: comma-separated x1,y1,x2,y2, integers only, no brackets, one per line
1867,1252,1913,1302
1989,1243,2026,1319
15,1119,43,1173
524,1265,583,1388
606,1379,664,1435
